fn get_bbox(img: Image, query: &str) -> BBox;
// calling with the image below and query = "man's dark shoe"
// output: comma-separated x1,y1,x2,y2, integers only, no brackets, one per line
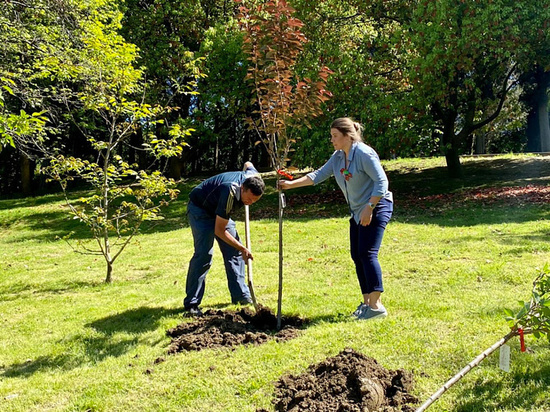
233,298,253,306
184,306,203,317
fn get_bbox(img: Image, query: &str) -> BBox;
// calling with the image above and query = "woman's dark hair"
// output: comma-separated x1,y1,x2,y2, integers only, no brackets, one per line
243,175,265,196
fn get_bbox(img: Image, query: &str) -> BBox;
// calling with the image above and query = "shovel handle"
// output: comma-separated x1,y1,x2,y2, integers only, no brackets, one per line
244,205,258,310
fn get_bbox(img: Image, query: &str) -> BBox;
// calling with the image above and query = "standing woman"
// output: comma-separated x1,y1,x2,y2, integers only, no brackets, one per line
279,117,393,320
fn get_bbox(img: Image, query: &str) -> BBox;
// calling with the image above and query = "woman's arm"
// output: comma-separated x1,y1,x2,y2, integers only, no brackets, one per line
278,175,314,190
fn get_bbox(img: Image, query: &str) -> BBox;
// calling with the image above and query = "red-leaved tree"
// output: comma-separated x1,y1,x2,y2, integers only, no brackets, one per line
238,0,332,327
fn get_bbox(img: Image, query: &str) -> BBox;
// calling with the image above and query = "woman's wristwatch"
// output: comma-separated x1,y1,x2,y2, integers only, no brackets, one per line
368,202,376,209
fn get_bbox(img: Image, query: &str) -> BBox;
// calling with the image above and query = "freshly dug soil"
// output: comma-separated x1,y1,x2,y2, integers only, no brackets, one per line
260,348,419,412
166,306,306,353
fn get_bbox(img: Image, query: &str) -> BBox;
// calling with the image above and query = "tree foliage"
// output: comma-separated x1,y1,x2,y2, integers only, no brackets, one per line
238,0,332,171
1,0,193,281
516,0,550,153
506,264,550,341
0,0,79,155
3,0,550,195
405,0,524,176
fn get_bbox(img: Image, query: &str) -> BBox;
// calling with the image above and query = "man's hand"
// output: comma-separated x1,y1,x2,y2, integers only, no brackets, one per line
243,161,254,171
241,247,253,263
215,216,254,261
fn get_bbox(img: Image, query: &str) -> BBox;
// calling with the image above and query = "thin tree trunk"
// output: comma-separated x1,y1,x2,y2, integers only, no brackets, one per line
105,259,113,283
20,153,33,196
168,157,182,179
102,123,113,283
277,190,284,330
474,133,485,155
526,109,541,152
525,69,550,152
215,136,219,170
537,92,550,152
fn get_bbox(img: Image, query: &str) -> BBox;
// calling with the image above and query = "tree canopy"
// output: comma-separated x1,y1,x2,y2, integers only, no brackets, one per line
1,0,549,194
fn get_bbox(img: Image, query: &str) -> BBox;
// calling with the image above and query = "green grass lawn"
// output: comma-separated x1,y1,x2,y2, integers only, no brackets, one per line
1,154,550,411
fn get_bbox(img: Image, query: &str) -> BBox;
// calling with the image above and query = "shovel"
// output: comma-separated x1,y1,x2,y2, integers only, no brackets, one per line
244,204,259,311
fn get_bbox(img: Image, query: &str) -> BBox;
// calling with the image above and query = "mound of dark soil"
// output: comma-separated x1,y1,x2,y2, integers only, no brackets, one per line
260,348,418,412
166,306,306,353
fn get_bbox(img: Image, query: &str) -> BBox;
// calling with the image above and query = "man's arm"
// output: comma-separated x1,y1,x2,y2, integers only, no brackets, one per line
214,215,253,261
243,161,254,171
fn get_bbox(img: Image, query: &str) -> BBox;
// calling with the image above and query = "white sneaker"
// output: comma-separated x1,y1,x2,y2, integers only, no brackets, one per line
352,302,368,318
357,305,387,321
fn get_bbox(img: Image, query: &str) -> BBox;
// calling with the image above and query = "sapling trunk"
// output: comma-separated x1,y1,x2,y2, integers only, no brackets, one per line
102,136,113,283
105,259,113,283
276,190,284,330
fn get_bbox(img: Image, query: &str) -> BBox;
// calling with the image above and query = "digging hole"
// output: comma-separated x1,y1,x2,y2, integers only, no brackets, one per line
167,305,306,353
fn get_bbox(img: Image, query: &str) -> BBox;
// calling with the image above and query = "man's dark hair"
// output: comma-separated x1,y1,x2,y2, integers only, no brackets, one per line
243,175,265,196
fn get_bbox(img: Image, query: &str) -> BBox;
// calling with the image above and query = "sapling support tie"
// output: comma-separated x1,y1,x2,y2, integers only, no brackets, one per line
277,169,294,180
519,329,526,352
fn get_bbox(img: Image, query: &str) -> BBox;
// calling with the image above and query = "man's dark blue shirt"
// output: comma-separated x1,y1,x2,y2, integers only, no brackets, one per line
188,166,259,220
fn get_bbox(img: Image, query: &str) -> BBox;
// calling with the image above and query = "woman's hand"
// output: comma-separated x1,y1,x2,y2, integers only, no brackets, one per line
359,204,374,226
277,176,314,190
277,180,291,190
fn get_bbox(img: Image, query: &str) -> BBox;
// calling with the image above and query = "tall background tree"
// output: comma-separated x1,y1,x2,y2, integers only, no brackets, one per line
0,0,84,195
120,0,255,176
3,0,550,199
405,0,523,177
517,0,550,153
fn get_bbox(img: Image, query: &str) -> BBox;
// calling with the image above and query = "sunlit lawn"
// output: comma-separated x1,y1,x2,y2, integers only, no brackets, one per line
1,154,549,411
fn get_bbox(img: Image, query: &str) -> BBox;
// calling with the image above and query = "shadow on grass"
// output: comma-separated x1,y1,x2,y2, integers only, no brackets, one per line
0,280,100,302
86,306,182,335
0,196,191,243
2,157,550,242
1,210,92,242
386,156,550,198
0,192,67,210
0,306,181,378
455,360,550,411
0,337,141,378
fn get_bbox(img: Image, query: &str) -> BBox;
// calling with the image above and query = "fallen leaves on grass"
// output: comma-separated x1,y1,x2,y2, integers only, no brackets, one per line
400,185,550,210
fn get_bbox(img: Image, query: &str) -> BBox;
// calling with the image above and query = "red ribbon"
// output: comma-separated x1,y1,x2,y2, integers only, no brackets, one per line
277,169,294,180
518,328,525,352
